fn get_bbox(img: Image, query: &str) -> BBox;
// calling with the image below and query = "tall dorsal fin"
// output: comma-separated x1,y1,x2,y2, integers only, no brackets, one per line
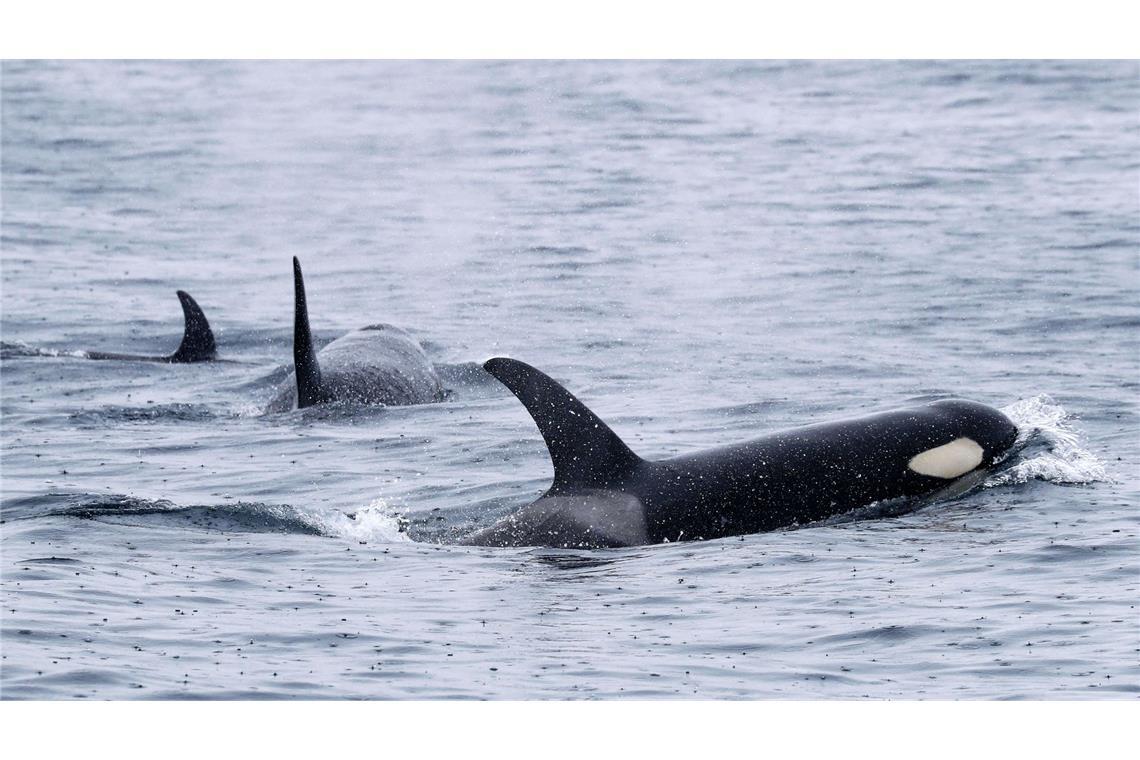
483,357,642,492
292,257,323,408
169,290,216,362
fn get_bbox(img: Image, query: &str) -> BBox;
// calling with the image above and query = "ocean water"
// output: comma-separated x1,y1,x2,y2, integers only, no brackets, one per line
1,60,1136,699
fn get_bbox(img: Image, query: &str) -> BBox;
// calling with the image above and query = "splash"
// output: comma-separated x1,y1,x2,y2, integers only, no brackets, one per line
987,394,1108,486
307,498,413,544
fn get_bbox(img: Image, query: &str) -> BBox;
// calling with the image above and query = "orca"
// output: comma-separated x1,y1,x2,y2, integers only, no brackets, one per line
264,257,444,412
463,358,1020,548
85,290,217,363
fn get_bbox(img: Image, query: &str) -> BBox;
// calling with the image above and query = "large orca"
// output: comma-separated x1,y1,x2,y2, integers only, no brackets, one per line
264,258,444,412
463,358,1020,548
85,291,216,363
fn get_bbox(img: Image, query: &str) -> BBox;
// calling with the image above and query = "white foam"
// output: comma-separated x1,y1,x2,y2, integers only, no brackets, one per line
986,394,1108,486
303,498,413,544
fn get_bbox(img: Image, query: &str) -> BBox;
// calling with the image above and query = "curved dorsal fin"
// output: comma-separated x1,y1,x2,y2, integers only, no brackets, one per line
292,257,323,408
483,357,642,492
169,290,216,362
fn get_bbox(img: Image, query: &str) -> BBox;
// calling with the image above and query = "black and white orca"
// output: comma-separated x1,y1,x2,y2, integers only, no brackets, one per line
264,258,444,412
85,290,216,363
463,358,1020,548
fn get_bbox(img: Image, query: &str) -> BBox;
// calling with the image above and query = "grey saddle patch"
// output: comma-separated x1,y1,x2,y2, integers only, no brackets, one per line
465,490,648,548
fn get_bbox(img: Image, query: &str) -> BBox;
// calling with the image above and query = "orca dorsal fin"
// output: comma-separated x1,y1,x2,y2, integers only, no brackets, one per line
292,257,323,408
169,290,216,362
483,357,642,492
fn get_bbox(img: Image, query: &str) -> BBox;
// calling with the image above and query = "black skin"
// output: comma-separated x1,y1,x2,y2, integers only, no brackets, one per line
291,256,324,407
463,358,1020,548
276,256,444,411
85,290,217,363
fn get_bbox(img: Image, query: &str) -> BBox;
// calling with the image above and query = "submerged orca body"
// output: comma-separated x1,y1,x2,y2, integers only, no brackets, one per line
464,358,1020,548
264,258,444,413
86,291,216,363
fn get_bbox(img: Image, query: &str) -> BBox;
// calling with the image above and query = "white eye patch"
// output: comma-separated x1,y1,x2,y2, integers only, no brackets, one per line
908,437,984,479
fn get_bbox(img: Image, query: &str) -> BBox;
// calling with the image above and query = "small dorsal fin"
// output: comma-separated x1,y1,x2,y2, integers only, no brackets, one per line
169,290,216,362
292,257,323,408
483,357,642,491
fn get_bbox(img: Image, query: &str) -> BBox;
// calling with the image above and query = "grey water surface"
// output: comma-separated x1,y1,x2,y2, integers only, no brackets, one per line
1,60,1136,699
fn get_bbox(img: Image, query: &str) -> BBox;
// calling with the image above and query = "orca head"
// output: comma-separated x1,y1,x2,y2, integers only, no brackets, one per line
909,400,1019,478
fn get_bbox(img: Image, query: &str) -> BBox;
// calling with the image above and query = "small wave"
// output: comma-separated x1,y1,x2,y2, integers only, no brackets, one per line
810,495,921,528
1046,238,1135,252
109,207,158,217
946,96,992,109
815,624,942,646
0,340,86,359
857,176,939,192
258,401,407,424
48,137,114,150
523,245,593,257
13,556,82,565
987,395,1108,486
70,403,218,425
36,492,411,543
48,495,323,535
529,551,624,570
